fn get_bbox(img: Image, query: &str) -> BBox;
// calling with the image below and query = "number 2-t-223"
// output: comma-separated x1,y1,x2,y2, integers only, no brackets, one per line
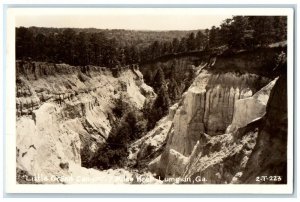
256,176,282,182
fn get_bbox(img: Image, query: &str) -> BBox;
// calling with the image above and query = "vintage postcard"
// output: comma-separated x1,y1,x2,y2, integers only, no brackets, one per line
4,6,294,194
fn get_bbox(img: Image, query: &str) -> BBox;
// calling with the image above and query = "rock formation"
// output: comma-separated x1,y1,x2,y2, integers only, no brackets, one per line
16,61,155,183
139,47,287,183
16,46,287,185
147,73,276,179
240,63,287,184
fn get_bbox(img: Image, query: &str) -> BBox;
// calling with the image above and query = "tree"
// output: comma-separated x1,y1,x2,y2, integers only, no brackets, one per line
143,69,153,84
251,16,275,47
172,38,180,53
152,66,165,92
44,33,58,62
89,33,104,66
204,29,210,49
91,110,140,169
167,64,180,102
195,31,206,50
179,37,188,52
97,121,131,169
16,27,35,59
168,78,180,102
150,40,161,59
227,16,249,49
112,96,127,118
74,32,90,65
124,111,138,140
102,38,119,68
35,33,46,60
143,84,171,130
273,16,287,42
187,32,196,51
162,41,172,55
59,28,76,64
130,46,140,64
209,26,218,48
219,18,233,47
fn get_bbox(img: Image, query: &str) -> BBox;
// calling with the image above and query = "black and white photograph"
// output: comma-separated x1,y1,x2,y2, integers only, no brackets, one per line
3,6,294,194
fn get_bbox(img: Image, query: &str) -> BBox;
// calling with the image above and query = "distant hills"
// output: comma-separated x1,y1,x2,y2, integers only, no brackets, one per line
20,26,203,47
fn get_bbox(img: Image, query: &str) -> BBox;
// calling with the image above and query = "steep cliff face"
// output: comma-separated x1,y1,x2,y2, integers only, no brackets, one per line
141,56,203,97
210,47,284,77
148,75,276,179
141,47,286,180
226,78,278,133
16,61,155,183
240,68,287,184
169,71,269,156
180,74,285,184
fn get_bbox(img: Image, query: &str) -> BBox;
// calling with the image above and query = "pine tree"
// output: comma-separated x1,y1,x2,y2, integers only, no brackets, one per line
75,32,90,65
273,16,287,42
209,26,218,48
179,37,188,52
59,28,76,64
35,33,46,61
143,69,153,84
168,78,180,102
228,16,249,49
152,66,165,92
172,38,180,53
146,86,170,130
195,31,206,50
16,27,35,59
220,18,233,47
168,64,180,102
204,29,210,49
252,16,275,47
155,87,170,114
187,32,196,51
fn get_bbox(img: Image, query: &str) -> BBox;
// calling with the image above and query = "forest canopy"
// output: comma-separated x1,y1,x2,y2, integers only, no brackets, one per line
16,16,287,67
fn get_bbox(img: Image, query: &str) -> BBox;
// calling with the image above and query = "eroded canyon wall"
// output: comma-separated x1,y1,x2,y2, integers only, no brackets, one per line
138,47,287,182
16,61,155,181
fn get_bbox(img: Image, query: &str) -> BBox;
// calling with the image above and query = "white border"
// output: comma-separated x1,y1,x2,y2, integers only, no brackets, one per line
7,7,294,17
5,7,294,194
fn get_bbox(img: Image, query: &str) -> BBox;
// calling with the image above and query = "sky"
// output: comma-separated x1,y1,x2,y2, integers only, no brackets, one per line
15,8,232,30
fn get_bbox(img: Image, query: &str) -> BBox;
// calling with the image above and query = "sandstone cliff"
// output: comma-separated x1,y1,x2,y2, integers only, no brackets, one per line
147,73,276,179
16,46,287,184
179,73,286,184
240,63,287,184
138,47,287,182
16,61,156,183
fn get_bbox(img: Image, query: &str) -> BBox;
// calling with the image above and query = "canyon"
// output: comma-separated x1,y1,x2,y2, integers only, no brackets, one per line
132,46,287,183
16,45,287,184
16,61,158,183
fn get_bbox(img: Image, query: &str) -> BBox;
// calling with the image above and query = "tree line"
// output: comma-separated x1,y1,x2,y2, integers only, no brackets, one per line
16,16,286,67
142,16,287,61
16,27,142,67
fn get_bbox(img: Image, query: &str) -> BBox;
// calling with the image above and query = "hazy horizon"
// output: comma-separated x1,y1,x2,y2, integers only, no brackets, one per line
15,25,205,32
15,11,232,31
